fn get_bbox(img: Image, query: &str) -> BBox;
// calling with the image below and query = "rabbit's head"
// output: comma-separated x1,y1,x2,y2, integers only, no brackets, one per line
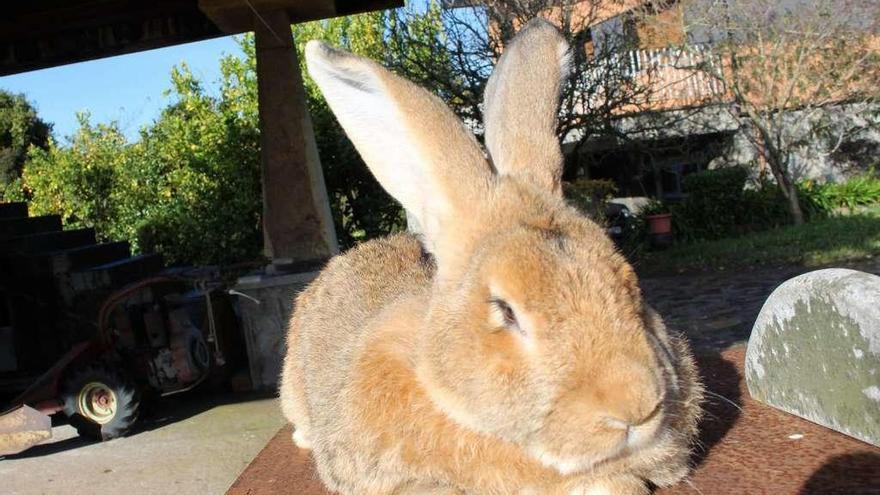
306,19,684,475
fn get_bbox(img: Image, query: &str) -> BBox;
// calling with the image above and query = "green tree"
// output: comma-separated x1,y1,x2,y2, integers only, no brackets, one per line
17,64,263,266
22,113,124,236
114,64,263,265
13,2,455,263
0,90,52,196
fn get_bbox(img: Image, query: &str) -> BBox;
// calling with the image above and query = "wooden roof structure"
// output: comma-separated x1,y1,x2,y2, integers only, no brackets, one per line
0,0,400,76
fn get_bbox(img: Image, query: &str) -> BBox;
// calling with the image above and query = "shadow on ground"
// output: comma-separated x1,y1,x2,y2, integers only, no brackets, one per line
799,452,880,494
688,351,743,469
4,388,276,460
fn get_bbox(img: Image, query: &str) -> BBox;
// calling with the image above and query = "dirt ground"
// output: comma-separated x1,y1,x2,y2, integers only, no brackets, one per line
0,390,285,495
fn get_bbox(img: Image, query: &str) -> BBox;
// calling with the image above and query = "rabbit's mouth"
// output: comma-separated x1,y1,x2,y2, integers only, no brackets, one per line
527,446,622,475
526,413,666,475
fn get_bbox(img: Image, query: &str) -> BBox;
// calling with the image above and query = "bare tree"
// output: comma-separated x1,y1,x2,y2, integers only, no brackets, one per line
676,0,880,224
384,1,693,180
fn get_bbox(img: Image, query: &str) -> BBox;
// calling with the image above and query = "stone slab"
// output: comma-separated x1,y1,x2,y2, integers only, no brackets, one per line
746,268,880,447
0,405,51,456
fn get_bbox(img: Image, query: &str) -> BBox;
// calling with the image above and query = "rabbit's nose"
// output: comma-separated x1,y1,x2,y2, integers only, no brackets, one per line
602,398,662,429
602,399,664,448
603,416,631,431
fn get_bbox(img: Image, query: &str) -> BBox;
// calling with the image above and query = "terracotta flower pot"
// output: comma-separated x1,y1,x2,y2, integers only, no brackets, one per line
647,213,673,235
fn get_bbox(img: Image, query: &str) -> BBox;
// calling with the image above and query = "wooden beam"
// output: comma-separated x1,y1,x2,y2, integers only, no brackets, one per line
0,0,402,77
199,0,402,34
254,9,338,264
0,1,224,77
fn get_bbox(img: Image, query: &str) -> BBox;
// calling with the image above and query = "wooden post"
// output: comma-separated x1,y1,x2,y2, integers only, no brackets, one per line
254,10,338,264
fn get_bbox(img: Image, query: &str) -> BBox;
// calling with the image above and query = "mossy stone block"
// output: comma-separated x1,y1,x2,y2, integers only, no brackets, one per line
745,268,880,447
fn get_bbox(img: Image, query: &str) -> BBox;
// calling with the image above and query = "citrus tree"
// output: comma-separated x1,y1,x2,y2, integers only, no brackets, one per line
12,2,453,264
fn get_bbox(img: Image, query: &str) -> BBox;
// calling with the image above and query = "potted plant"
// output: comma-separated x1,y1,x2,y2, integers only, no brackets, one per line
640,199,673,248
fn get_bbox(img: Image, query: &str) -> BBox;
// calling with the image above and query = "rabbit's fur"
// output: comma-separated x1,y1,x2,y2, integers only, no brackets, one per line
280,18,704,495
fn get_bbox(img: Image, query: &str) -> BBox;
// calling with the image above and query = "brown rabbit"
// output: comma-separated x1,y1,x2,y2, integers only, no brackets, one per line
279,18,703,495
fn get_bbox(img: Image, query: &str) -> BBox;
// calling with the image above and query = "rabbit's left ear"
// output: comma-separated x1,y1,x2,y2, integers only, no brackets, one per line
483,18,571,195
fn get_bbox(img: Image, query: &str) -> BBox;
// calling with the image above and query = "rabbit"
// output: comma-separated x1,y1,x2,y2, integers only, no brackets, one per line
279,18,704,495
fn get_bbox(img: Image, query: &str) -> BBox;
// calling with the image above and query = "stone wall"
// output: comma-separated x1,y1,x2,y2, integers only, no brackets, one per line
709,103,880,183
574,102,880,188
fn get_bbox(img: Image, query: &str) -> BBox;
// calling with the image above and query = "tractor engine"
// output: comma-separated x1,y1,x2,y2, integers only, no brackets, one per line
111,282,219,395
147,308,211,390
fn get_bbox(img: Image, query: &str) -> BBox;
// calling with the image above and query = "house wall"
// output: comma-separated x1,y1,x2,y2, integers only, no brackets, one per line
551,1,880,116
711,103,880,183
558,1,880,188
483,1,878,192
636,3,685,49
575,101,879,198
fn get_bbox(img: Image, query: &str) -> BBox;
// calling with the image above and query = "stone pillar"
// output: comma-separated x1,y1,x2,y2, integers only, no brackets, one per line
254,10,338,265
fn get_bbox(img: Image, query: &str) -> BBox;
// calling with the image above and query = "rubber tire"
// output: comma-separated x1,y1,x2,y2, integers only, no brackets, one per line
61,364,141,441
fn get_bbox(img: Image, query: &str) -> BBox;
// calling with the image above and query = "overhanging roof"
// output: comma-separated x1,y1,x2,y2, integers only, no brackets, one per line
0,0,402,77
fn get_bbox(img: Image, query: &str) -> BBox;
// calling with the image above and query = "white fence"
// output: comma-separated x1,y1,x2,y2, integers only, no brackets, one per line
622,44,727,108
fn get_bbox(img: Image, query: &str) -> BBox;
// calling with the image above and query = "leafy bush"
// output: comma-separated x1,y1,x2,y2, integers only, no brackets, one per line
666,170,880,246
16,65,264,267
799,173,880,216
639,198,670,217
21,116,126,239
672,166,749,241
738,183,792,230
113,65,263,266
563,178,618,221
616,213,648,261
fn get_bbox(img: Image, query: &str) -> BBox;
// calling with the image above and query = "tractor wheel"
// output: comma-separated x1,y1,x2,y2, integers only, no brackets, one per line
61,364,141,441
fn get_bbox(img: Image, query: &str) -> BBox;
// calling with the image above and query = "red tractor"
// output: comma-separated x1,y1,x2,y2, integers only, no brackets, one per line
0,203,245,452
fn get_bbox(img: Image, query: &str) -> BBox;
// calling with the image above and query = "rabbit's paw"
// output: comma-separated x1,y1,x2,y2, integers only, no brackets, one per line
395,483,463,495
292,428,313,450
569,476,649,495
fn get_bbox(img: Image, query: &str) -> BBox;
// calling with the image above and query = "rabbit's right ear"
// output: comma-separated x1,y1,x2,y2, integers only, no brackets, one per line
483,19,570,195
305,41,493,259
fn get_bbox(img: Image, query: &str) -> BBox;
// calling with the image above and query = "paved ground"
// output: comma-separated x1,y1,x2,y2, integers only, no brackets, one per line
0,391,284,495
641,257,880,351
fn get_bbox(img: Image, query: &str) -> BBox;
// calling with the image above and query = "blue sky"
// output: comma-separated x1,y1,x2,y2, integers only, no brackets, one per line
0,36,243,142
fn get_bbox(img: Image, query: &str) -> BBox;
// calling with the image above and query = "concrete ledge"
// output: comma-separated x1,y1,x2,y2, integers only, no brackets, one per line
746,268,880,447
232,271,320,390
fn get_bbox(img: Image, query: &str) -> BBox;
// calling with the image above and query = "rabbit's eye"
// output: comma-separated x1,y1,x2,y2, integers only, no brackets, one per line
490,298,521,333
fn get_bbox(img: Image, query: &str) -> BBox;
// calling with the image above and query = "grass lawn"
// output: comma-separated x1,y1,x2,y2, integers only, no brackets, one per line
637,207,880,275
